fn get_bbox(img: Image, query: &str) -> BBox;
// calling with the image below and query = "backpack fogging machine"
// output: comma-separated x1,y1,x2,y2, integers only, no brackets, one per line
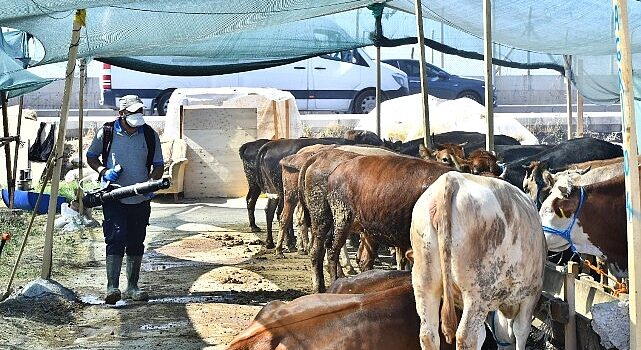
82,178,171,208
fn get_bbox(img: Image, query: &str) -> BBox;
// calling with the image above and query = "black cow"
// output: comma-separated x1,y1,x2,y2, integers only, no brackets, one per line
500,137,623,188
395,131,520,157
494,144,553,164
256,132,384,249
239,139,271,232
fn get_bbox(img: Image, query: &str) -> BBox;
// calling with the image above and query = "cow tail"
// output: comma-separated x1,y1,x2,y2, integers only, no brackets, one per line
436,173,458,344
255,144,269,190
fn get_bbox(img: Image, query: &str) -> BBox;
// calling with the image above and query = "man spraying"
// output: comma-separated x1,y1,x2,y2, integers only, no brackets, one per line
86,95,164,304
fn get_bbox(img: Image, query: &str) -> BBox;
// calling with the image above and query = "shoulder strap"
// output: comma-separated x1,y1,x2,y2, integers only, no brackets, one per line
142,124,156,171
101,120,116,166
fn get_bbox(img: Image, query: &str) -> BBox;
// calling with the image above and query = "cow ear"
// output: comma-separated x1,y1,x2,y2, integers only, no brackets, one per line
418,143,431,159
405,249,414,263
539,161,550,171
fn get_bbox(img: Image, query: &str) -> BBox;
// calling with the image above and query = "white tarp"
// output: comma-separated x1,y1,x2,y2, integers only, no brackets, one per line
163,87,303,140
357,94,539,145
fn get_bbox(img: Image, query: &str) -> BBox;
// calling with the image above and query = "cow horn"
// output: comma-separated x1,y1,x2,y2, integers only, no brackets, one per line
578,165,592,175
499,164,508,179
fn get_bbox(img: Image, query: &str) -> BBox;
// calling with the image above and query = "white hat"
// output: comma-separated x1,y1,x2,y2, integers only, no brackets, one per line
118,95,145,112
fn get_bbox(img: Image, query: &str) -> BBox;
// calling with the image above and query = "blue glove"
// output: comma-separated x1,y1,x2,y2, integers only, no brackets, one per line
103,166,121,182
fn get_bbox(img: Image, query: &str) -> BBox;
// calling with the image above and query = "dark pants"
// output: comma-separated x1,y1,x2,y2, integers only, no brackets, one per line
103,200,151,256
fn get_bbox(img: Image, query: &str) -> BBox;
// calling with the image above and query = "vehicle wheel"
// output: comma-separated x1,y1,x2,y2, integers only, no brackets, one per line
456,90,482,104
352,90,377,114
156,90,173,116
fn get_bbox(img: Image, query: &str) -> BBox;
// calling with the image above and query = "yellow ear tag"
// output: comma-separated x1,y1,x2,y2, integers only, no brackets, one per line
559,208,568,219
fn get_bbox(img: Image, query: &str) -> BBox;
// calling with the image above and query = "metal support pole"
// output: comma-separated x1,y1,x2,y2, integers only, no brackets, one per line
1,92,13,205
41,9,86,279
78,58,86,217
576,59,585,137
10,96,24,208
376,46,382,137
564,55,573,140
414,0,431,149
612,2,641,349
369,4,383,137
483,0,494,152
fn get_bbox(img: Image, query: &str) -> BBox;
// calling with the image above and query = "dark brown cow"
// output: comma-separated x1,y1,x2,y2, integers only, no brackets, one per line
239,139,271,232
320,156,453,292
540,174,629,275
256,138,356,249
278,145,337,255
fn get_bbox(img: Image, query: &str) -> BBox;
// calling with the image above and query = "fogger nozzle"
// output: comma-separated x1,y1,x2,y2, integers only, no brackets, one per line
82,178,171,208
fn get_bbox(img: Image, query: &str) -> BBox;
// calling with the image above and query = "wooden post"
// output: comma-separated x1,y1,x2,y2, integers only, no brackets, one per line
284,100,290,138
483,0,494,152
564,261,579,350
565,55,573,140
376,45,382,137
77,58,86,217
414,0,432,149
41,9,85,280
1,91,13,205
576,92,584,137
9,96,24,208
272,100,279,139
612,1,641,348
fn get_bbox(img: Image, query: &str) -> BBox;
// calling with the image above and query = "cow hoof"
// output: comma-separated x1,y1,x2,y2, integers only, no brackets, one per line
265,242,275,249
347,268,358,275
286,246,298,253
298,250,308,256
275,252,286,259
251,226,262,233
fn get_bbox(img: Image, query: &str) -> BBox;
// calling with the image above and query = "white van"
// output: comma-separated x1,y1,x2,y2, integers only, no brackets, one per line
99,48,408,115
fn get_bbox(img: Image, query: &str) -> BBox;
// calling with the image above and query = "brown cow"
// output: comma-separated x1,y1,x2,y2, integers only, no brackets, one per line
467,149,501,176
278,145,337,255
225,284,424,350
419,143,469,172
227,269,463,350
321,156,453,292
278,145,398,256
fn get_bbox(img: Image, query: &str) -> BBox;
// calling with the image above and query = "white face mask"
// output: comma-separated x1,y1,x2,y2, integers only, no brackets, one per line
125,113,145,127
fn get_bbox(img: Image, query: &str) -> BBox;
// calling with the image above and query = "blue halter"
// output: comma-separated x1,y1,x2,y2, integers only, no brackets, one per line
542,186,586,254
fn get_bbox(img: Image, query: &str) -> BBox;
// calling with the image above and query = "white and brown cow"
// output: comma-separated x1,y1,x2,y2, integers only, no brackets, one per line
539,173,632,279
411,172,546,350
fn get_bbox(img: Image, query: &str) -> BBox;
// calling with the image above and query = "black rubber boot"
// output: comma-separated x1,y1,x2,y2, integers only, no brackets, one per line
122,255,149,301
105,255,123,305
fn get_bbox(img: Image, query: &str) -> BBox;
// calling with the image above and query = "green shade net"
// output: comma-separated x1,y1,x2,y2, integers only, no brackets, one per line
0,0,639,103
0,30,56,99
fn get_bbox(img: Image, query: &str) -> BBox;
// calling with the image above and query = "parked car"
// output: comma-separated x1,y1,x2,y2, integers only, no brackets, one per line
100,48,408,116
382,59,496,106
